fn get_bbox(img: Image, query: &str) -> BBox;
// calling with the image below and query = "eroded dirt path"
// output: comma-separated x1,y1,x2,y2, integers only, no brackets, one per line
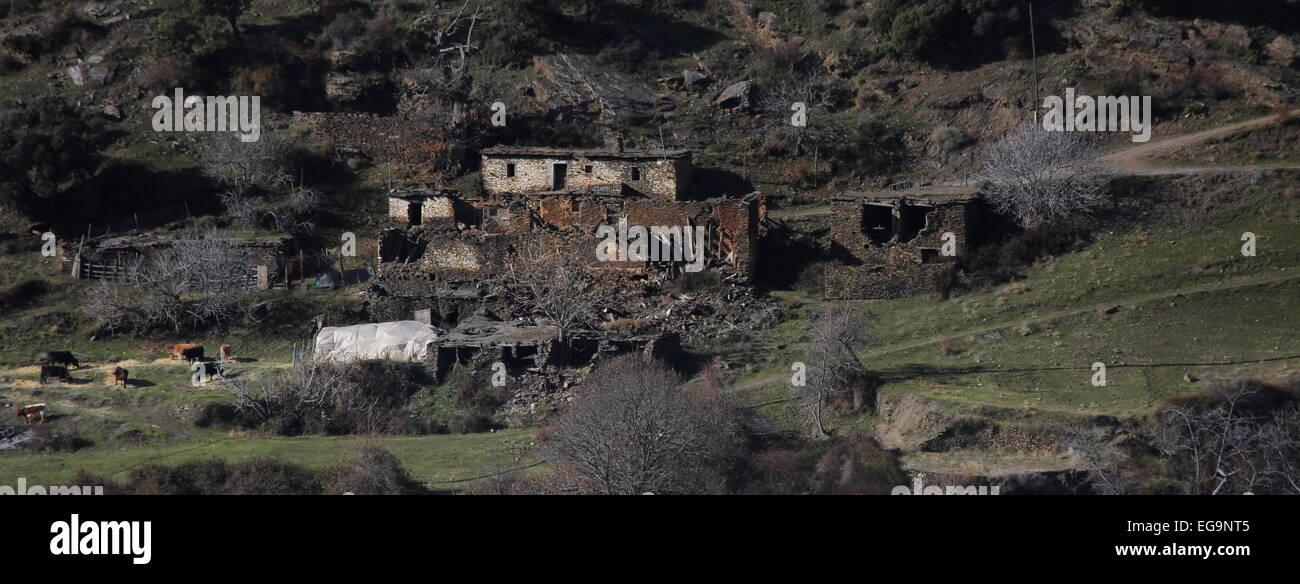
1101,109,1300,173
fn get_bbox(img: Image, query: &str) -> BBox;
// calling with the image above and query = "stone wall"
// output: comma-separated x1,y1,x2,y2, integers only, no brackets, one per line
388,195,457,228
826,195,977,299
481,148,691,200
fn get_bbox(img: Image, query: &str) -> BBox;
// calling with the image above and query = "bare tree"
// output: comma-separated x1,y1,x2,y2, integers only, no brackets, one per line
83,230,257,333
199,131,290,196
797,305,874,438
754,69,838,155
403,1,482,124
981,123,1109,227
505,239,605,362
1069,428,1135,495
1156,380,1300,495
263,176,321,235
552,354,741,495
230,353,354,423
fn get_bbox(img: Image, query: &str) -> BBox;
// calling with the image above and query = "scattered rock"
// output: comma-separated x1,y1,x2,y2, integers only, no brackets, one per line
714,80,753,111
1183,373,1199,383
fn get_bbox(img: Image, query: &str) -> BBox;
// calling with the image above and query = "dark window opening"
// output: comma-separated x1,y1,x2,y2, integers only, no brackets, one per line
506,163,516,177
584,165,593,174
407,201,422,226
553,163,567,189
861,205,893,245
920,248,940,264
570,199,580,212
897,204,930,243
630,167,641,181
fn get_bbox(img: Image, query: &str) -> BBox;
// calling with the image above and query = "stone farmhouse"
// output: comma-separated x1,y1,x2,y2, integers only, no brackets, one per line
377,145,766,304
825,189,982,299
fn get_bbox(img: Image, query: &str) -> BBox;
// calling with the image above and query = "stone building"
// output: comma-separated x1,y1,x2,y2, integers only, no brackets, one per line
387,188,460,228
825,190,981,299
377,146,765,299
62,232,292,286
480,145,692,200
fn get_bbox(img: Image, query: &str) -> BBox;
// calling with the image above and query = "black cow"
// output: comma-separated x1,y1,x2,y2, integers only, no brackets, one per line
112,366,129,388
39,365,70,384
181,345,204,364
200,362,225,381
37,351,79,369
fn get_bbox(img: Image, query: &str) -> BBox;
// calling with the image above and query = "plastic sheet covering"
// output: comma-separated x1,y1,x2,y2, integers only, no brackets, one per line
313,320,444,363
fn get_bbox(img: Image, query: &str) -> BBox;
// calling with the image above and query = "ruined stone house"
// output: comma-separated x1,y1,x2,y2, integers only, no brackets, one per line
61,232,292,287
377,146,765,301
825,190,981,299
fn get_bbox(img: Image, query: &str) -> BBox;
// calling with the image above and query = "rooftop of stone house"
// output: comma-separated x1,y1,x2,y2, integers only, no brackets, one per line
388,187,459,199
440,315,561,349
440,312,671,349
481,145,691,160
833,185,980,204
69,231,290,251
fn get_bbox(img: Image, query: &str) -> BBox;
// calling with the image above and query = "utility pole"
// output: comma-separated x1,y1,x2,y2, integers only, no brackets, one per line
1030,2,1039,124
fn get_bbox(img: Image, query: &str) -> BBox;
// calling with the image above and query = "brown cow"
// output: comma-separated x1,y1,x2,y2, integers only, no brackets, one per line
112,366,129,388
219,345,232,363
16,403,46,424
169,343,201,360
39,365,70,385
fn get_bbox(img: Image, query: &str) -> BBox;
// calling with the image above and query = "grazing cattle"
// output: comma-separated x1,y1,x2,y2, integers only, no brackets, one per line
181,345,205,364
112,366,129,388
169,343,201,360
219,345,232,363
39,365,70,385
37,350,79,368
16,403,47,425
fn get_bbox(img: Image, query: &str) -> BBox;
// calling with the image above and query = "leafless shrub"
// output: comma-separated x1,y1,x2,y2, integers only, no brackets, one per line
1069,427,1138,495
229,356,429,436
217,190,263,230
928,125,968,155
551,354,741,495
199,131,290,196
83,230,257,334
754,69,848,157
231,353,353,422
809,436,908,494
402,1,482,125
326,444,427,495
981,123,1109,227
797,304,874,438
1155,380,1300,495
505,239,605,357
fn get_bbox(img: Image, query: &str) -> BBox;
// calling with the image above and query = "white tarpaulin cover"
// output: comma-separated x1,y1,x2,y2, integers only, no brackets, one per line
314,320,444,363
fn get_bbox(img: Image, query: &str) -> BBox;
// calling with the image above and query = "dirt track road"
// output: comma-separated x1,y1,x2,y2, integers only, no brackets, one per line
1102,109,1300,173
